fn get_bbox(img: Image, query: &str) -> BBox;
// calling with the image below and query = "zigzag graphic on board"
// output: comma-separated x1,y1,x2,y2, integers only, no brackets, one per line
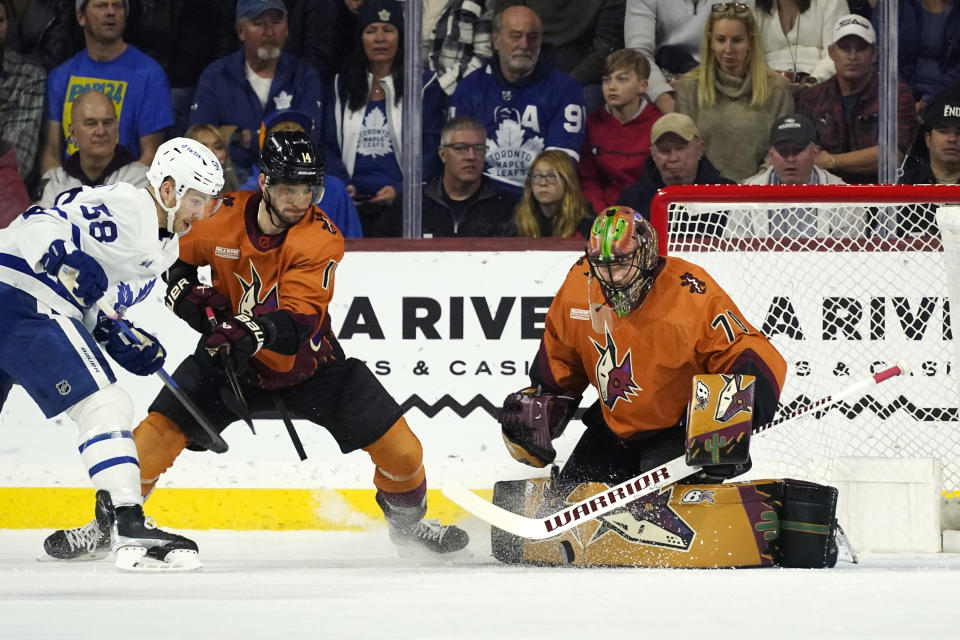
397,394,958,422
777,395,958,422
399,394,501,419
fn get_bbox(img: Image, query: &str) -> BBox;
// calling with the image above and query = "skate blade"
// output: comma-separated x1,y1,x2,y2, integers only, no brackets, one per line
115,546,203,572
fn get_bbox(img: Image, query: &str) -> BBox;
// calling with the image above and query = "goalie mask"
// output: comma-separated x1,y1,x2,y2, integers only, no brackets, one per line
586,207,659,318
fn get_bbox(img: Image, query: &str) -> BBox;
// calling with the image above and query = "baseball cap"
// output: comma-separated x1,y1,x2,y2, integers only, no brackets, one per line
236,0,287,23
770,114,818,147
831,14,875,45
650,113,699,144
259,109,314,149
924,91,960,130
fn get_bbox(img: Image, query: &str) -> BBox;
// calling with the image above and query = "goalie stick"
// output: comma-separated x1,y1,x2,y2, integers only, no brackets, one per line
442,362,910,540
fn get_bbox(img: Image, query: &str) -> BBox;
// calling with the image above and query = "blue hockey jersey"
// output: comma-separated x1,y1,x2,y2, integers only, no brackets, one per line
449,59,586,190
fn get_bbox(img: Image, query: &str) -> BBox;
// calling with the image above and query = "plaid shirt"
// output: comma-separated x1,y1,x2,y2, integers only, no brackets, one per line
0,49,47,178
795,74,918,183
426,0,494,95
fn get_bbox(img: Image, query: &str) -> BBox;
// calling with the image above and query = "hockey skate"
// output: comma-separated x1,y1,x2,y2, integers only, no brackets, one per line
387,518,470,554
95,490,202,572
376,492,469,554
40,518,110,562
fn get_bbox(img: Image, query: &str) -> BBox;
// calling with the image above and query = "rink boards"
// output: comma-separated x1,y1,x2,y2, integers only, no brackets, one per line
1,246,955,529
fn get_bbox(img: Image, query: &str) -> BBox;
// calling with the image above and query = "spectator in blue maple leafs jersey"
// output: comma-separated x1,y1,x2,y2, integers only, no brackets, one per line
448,4,586,195
323,0,446,237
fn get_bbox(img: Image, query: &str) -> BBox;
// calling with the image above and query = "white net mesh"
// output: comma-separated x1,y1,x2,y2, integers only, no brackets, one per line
660,185,960,492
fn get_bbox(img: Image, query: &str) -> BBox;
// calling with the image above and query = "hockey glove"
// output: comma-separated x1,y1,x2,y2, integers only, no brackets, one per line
204,314,267,370
93,316,166,376
165,277,232,333
499,387,578,468
40,239,108,307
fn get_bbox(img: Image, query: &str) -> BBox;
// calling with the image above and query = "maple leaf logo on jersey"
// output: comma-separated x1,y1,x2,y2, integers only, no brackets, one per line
486,118,544,185
590,487,695,550
590,328,641,409
235,260,279,315
715,373,755,423
680,272,706,294
358,107,391,158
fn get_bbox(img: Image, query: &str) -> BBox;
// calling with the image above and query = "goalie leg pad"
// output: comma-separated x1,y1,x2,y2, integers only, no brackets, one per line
686,374,754,468
777,479,839,568
492,476,782,568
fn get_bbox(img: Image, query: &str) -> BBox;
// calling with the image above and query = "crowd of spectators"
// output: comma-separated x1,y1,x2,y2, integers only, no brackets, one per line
2,0,959,237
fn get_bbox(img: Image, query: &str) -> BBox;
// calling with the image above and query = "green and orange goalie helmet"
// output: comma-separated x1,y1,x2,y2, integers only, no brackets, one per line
586,206,660,317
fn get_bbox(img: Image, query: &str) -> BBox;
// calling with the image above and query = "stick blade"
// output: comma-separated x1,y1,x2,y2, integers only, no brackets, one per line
442,485,546,539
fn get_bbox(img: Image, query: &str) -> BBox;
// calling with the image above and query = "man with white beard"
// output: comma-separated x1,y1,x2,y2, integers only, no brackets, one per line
189,0,327,183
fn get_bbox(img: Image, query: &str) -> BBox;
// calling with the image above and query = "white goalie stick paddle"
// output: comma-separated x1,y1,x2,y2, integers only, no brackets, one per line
442,362,910,540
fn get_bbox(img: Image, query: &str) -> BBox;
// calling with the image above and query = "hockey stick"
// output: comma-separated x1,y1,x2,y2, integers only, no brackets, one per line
84,292,229,454
442,362,910,540
205,307,256,435
273,393,307,461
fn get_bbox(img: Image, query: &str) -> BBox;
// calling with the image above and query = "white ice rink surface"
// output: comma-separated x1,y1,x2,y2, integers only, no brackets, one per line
1,521,959,640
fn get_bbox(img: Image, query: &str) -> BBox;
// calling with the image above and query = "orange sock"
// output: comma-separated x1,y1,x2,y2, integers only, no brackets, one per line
362,416,426,494
133,412,188,498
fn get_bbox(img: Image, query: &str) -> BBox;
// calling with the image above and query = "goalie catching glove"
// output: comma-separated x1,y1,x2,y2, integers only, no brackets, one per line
93,315,166,376
499,387,578,467
165,277,231,333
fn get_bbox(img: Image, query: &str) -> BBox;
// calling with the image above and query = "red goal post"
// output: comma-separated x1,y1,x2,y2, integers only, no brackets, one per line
650,184,960,494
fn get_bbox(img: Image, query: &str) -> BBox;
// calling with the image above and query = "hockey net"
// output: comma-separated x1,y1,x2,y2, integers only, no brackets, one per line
651,184,960,494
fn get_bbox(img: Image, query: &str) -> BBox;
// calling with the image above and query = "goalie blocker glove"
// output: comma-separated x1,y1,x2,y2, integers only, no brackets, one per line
165,277,231,333
499,387,579,467
40,239,108,307
93,315,166,376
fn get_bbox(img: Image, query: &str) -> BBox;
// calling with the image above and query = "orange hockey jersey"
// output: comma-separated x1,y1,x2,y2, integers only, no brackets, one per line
533,255,787,439
178,190,344,388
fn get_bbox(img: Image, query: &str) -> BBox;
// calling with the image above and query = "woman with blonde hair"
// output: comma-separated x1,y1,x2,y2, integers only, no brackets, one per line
184,124,239,192
514,150,594,238
676,3,794,182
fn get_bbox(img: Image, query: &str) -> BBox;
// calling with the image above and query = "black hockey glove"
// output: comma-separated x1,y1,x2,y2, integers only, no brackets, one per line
165,277,232,333
499,387,578,468
93,315,166,376
40,239,108,307
204,314,269,370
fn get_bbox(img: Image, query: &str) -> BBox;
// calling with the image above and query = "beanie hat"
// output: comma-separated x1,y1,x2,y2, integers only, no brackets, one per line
356,0,403,35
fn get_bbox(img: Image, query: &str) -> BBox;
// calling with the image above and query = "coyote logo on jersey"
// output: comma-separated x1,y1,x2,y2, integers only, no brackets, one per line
680,272,706,294
715,374,754,423
235,260,279,315
591,487,695,550
590,328,641,409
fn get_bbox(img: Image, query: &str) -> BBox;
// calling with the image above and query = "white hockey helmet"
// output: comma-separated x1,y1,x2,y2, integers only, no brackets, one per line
147,137,226,232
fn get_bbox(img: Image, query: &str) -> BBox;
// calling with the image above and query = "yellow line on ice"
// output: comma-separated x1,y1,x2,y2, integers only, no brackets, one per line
0,487,492,530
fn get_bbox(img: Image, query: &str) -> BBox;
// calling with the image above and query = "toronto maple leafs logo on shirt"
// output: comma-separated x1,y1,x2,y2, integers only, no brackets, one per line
486,108,543,187
358,106,393,159
273,90,293,110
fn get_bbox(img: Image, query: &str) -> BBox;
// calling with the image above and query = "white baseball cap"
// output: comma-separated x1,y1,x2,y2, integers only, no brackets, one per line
831,14,876,45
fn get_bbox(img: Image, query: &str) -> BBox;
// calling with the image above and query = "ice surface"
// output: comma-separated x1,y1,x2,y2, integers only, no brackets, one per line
2,521,959,640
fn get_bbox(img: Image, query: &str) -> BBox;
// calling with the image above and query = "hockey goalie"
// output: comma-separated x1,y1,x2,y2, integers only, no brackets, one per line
494,206,840,568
